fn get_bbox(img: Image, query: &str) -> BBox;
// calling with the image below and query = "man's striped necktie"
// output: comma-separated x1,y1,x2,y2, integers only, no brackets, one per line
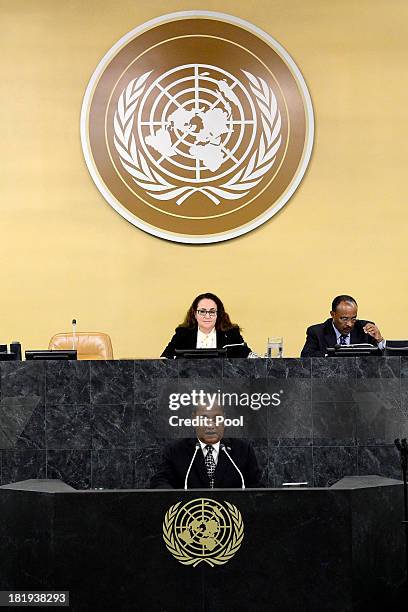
205,445,216,488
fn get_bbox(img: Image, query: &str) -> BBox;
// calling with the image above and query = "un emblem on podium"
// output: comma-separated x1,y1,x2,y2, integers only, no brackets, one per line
163,498,244,567
81,11,314,243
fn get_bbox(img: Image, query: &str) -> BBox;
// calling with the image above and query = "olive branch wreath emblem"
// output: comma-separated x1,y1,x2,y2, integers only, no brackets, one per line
162,500,244,567
113,70,282,206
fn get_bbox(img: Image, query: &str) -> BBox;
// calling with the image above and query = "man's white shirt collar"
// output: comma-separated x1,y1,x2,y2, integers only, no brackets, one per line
198,440,220,465
332,321,350,344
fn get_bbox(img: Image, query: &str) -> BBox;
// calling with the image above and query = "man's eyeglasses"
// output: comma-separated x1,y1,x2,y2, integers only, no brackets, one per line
196,309,217,317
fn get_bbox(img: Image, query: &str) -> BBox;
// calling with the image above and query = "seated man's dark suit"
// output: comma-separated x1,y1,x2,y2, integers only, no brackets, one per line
150,438,263,488
301,318,379,357
161,326,251,358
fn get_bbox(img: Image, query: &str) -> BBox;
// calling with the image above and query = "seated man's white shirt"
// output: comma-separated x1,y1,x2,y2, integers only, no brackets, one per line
332,323,351,345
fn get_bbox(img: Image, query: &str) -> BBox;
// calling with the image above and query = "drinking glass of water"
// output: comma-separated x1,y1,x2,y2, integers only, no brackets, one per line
266,337,283,358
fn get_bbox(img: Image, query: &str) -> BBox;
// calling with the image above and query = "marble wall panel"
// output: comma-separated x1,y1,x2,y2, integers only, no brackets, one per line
91,449,136,489
46,361,90,405
0,359,405,488
313,446,358,487
312,380,358,403
134,445,165,488
46,404,91,450
357,445,402,480
313,402,357,446
0,361,45,401
355,400,407,445
91,360,134,405
311,356,357,379
266,357,311,379
178,357,223,379
401,356,408,376
265,378,311,403
252,439,269,486
356,356,400,379
268,401,312,446
46,450,91,489
134,403,170,447
269,446,313,487
353,378,401,405
312,358,355,403
400,357,408,418
0,399,45,450
92,403,136,450
222,357,266,378
134,359,178,403
1,450,46,485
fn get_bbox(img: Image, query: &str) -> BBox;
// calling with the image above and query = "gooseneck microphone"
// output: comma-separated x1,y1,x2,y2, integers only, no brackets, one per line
184,442,200,490
72,319,77,350
221,443,245,489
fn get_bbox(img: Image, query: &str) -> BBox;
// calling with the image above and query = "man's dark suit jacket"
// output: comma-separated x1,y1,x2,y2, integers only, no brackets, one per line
300,318,379,357
150,438,263,489
161,326,251,359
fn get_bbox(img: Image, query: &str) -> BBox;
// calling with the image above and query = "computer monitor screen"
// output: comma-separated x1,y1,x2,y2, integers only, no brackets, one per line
326,344,381,357
25,350,77,361
0,352,19,361
223,343,249,358
384,346,408,356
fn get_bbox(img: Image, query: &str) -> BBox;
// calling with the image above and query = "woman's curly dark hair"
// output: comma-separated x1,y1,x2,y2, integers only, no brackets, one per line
179,292,241,332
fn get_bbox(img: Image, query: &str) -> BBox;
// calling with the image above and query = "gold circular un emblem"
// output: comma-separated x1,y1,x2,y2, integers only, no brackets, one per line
163,498,244,567
81,11,314,243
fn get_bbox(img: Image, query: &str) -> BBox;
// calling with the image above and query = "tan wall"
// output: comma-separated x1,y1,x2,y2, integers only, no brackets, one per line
1,0,407,358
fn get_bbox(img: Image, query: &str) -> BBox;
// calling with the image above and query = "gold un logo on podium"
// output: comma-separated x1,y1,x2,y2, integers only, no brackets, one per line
81,11,314,243
163,498,244,567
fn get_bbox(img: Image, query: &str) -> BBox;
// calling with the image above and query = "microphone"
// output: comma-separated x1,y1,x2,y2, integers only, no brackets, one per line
221,443,245,489
184,442,200,490
72,319,77,351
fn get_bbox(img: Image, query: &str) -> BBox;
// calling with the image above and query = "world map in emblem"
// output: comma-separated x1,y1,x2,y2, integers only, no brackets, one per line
114,64,280,206
81,12,314,243
142,66,258,176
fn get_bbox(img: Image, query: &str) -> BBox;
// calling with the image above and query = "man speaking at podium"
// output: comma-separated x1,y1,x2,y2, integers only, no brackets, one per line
150,403,262,489
300,294,385,357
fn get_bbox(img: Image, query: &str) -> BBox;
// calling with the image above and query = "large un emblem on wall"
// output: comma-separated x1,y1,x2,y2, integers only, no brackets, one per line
81,12,314,243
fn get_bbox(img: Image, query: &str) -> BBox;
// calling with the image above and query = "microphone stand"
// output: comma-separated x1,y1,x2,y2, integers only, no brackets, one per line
221,444,245,489
394,438,408,587
72,319,77,351
184,443,200,490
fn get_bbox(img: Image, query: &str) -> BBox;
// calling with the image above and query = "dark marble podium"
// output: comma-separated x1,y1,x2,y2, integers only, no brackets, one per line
0,357,407,489
0,476,404,612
